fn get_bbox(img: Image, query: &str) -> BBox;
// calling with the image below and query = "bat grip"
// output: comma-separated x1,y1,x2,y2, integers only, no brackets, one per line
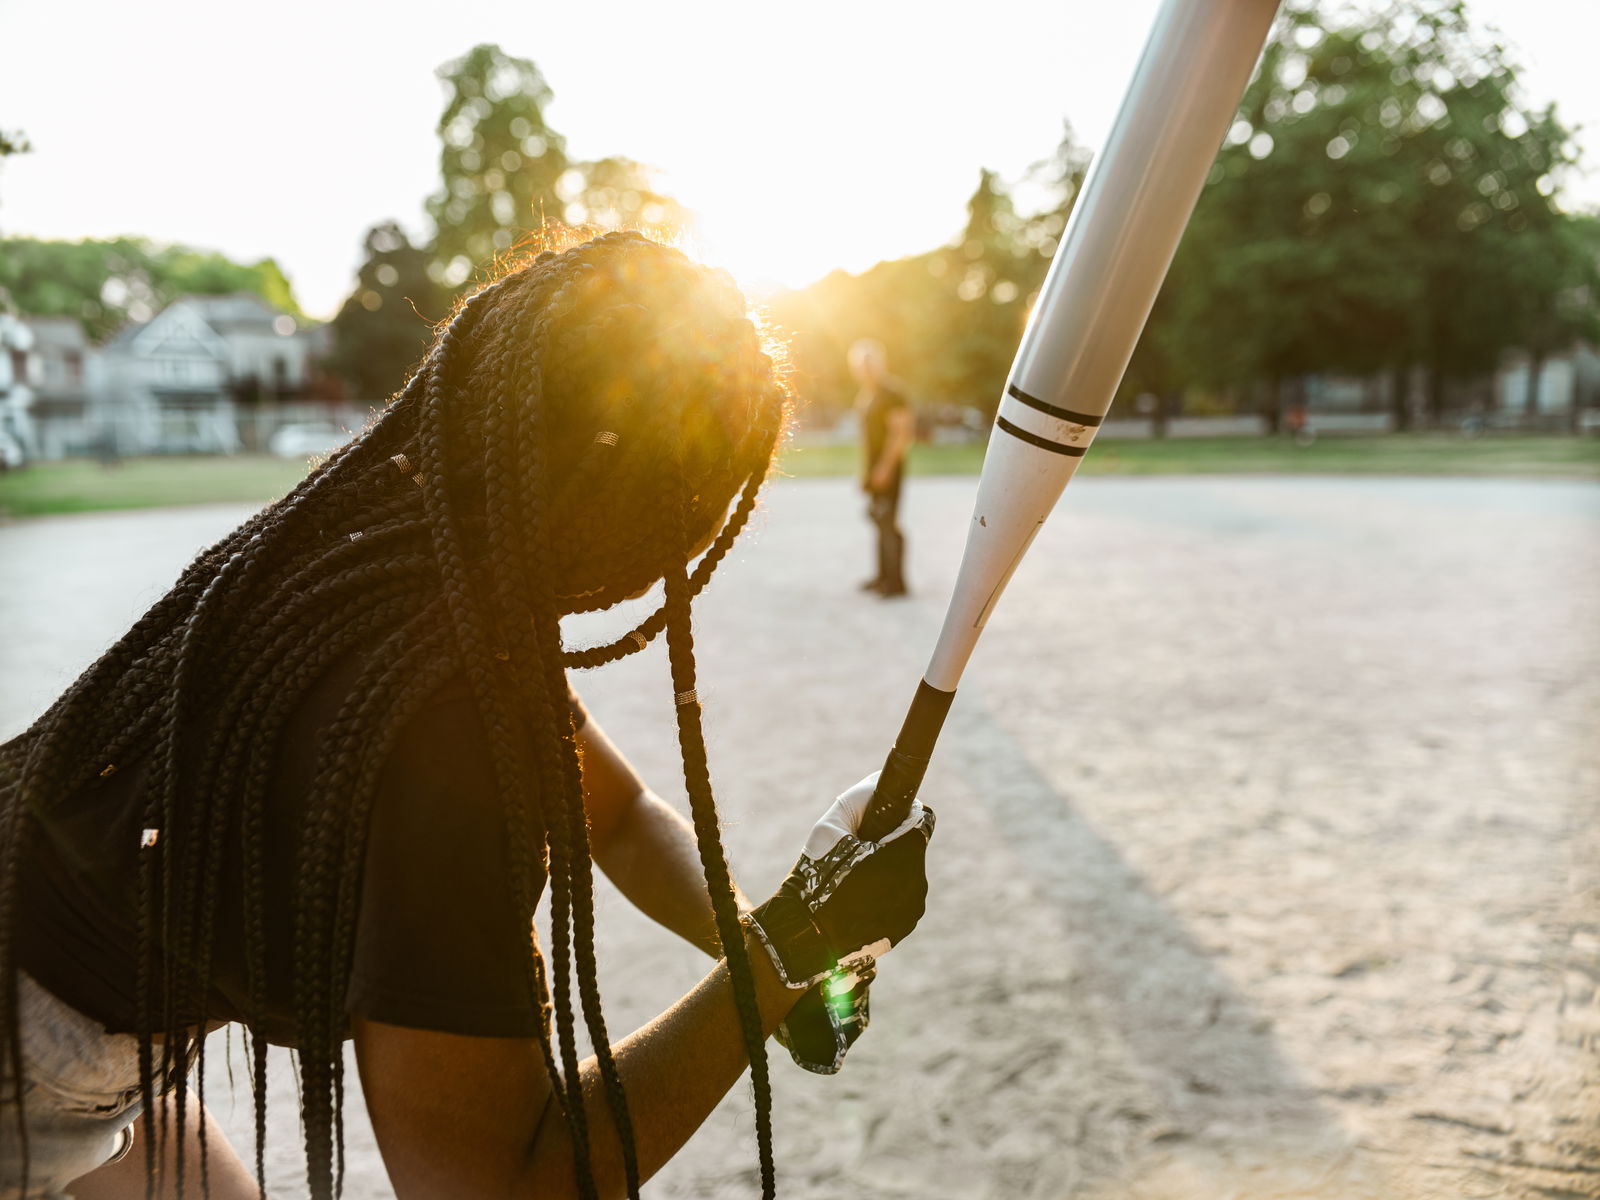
858,679,956,841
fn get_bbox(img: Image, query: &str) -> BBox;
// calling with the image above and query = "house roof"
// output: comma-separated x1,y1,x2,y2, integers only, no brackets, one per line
105,320,149,351
104,293,298,349
176,293,287,336
19,315,90,351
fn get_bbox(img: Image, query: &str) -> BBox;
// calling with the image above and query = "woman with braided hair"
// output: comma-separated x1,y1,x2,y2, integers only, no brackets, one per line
0,232,935,1199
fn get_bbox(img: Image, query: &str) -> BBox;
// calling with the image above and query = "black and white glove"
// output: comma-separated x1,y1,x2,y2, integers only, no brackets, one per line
744,772,935,1073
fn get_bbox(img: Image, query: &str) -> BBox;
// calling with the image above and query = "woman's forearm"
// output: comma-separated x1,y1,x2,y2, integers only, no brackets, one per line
521,928,798,1199
591,786,751,957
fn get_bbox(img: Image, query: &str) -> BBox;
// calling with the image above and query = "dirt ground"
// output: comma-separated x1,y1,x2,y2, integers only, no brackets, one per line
2,475,1596,1199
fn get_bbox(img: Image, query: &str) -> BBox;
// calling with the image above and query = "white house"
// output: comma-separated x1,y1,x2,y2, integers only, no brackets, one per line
13,315,104,459
100,293,316,454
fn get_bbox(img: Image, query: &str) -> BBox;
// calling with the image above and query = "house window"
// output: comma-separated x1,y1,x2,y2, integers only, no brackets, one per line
64,351,83,385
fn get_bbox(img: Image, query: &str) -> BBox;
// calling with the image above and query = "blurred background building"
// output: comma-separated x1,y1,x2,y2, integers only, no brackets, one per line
2,295,345,461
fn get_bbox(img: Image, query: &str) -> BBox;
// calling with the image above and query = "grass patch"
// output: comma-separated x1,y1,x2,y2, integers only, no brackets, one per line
2,434,1595,518
0,456,311,519
780,433,1600,481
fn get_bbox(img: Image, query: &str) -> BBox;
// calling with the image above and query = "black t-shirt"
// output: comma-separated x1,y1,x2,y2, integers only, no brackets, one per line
862,381,909,495
14,656,584,1044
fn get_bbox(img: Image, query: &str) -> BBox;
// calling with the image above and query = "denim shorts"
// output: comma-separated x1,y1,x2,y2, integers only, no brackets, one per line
0,973,144,1200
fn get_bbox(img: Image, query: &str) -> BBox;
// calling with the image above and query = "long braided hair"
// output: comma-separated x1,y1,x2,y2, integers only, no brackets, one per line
0,232,792,1199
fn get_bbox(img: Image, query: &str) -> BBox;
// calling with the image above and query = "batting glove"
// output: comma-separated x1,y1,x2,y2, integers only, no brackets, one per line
744,772,935,1072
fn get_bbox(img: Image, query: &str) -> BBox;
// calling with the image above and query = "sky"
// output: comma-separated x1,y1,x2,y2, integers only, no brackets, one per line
1,0,1595,320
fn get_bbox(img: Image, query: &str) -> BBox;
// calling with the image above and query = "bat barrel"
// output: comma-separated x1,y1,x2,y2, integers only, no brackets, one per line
859,679,956,841
924,0,1281,693
1004,0,1282,429
862,0,1281,840
793,0,1284,1075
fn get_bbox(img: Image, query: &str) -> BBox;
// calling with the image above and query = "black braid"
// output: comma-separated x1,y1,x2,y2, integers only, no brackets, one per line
478,315,585,1132
423,282,607,1193
559,467,770,669
661,486,780,1200
517,312,643,1198
0,232,790,1200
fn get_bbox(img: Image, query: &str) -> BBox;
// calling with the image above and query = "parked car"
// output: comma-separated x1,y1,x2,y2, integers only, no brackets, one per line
269,422,351,459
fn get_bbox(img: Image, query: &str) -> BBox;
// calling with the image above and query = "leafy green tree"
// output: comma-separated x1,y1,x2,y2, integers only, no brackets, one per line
330,222,448,402
766,186,1022,423
0,127,29,213
1145,0,1587,428
0,236,302,340
768,125,1095,422
1507,213,1600,421
152,246,301,317
928,170,1033,412
767,254,948,421
427,45,696,291
557,155,690,243
769,3,1595,434
427,44,569,288
1017,121,1093,278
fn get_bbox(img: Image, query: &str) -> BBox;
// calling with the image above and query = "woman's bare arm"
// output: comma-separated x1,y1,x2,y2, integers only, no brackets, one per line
354,927,799,1200
576,710,748,956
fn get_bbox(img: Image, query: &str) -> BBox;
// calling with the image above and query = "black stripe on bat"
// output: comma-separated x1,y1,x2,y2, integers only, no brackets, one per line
996,416,1089,457
1006,383,1103,426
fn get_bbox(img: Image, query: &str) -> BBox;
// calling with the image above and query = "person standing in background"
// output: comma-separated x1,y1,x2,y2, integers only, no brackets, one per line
849,338,912,598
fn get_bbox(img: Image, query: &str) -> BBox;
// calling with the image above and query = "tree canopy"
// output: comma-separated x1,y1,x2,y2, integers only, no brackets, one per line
767,1,1598,426
423,44,689,294
9,5,1595,432
0,236,301,341
426,44,570,289
1139,0,1596,423
766,123,1093,419
0,126,29,212
328,222,448,402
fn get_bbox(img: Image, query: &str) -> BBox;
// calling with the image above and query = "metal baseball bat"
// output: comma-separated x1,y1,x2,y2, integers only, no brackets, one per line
858,0,1282,841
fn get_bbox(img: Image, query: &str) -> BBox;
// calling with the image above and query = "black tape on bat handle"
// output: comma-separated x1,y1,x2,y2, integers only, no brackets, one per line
858,679,956,841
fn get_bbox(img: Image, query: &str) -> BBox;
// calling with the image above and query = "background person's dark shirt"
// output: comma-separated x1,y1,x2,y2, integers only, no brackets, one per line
861,381,909,496
14,657,585,1044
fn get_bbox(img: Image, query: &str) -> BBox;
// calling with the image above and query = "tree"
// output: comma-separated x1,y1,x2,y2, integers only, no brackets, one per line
1017,121,1093,284
927,170,1035,413
1141,0,1589,427
769,2,1597,433
1507,213,1600,421
426,45,697,293
427,45,569,289
329,223,448,402
556,155,690,244
0,236,303,340
151,246,301,317
0,127,30,222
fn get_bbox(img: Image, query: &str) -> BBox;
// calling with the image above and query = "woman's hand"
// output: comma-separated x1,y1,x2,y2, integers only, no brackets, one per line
744,772,935,990
748,773,934,1073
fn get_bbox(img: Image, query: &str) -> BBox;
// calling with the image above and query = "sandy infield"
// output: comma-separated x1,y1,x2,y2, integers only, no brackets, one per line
2,474,1595,1198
